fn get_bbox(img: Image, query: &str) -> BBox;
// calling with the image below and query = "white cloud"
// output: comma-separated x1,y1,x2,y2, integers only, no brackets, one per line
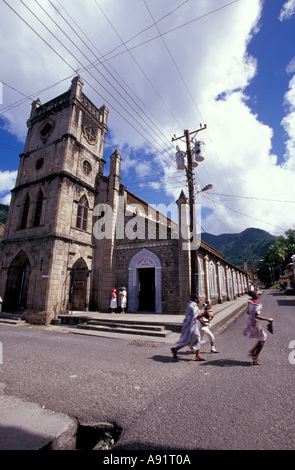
0,0,295,236
286,57,295,74
281,75,295,170
0,170,17,204
279,0,295,21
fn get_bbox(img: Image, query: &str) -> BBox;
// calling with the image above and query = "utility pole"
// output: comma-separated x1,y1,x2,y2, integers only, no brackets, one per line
172,125,207,295
248,244,255,289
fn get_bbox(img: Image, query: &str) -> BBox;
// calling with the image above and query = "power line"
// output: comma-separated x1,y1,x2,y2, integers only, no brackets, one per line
3,0,175,170
210,193,295,204
2,0,274,237
28,0,172,160
143,0,204,126
5,0,227,207
0,75,75,114
43,0,173,160
141,0,244,235
92,0,184,132
211,199,286,232
99,1,241,64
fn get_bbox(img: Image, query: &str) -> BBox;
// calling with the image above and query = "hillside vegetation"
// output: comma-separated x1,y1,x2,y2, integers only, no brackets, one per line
201,228,276,269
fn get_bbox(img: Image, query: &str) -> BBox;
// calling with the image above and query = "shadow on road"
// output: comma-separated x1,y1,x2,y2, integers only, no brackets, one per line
150,354,192,363
276,299,295,307
202,358,252,367
149,353,253,367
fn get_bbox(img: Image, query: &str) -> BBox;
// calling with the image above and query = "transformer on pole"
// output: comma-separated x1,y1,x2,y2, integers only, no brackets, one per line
172,125,211,295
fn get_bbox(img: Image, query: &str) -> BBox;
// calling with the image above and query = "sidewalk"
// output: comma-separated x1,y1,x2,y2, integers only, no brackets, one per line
0,295,247,450
50,294,248,343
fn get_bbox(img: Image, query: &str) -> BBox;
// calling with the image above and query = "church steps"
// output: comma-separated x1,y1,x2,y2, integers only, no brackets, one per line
84,319,166,331
75,321,171,338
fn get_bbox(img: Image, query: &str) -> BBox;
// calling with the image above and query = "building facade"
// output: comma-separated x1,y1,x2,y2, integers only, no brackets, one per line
0,77,247,324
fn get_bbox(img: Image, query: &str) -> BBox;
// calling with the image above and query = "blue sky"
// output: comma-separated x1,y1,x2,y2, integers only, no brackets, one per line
1,0,295,237
246,2,295,163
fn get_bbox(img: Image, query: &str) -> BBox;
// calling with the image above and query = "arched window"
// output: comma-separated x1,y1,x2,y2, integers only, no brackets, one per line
20,194,30,229
209,261,217,297
233,272,238,296
76,195,89,231
198,258,204,298
34,190,43,227
220,266,227,296
3,250,31,311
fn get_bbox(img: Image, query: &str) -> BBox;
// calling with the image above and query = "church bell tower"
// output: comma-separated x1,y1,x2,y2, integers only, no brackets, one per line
0,76,108,324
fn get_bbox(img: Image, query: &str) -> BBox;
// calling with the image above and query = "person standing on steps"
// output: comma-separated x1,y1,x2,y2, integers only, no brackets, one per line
171,294,208,361
110,288,117,314
119,287,127,314
243,290,273,365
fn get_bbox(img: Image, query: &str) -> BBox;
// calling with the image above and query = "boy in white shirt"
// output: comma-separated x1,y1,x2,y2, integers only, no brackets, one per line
199,304,218,353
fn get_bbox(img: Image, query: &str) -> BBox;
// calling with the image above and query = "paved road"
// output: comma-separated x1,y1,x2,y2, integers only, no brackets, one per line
0,290,294,450
116,290,295,450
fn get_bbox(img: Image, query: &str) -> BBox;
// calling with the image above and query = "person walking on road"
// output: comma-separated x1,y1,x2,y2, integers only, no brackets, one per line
171,294,207,361
243,291,273,365
199,305,219,353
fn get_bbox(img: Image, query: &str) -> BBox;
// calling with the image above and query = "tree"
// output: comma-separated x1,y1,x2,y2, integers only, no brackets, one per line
267,240,287,270
257,229,295,287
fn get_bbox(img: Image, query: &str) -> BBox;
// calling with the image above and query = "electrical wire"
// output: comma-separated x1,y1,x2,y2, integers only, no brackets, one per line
2,0,217,201
140,1,236,234
210,199,286,232
143,0,204,128
98,0,241,64
209,193,295,204
2,0,286,236
42,0,174,161
92,0,183,132
3,0,178,176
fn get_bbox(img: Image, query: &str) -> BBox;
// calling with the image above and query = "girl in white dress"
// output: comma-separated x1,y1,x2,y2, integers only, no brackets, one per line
243,291,273,365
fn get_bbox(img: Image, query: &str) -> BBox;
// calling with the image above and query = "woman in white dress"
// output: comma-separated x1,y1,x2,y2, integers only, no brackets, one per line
119,287,127,314
171,294,207,361
110,288,117,313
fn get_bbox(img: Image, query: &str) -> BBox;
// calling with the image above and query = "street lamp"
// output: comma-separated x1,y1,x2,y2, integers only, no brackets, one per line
196,184,213,195
172,126,213,295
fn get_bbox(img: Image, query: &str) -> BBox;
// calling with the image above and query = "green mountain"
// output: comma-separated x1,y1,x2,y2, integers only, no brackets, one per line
201,228,277,269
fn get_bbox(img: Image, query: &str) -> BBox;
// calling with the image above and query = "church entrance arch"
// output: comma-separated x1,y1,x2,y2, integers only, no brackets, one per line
128,249,162,313
138,268,155,311
69,258,89,311
4,251,31,312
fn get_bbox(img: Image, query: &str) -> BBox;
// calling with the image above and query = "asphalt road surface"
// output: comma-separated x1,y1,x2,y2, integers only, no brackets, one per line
0,290,294,450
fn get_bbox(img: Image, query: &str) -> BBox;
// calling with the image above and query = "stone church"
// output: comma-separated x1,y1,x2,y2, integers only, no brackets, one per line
0,76,247,324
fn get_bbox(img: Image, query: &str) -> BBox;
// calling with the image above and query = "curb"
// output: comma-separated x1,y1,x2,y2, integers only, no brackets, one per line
0,395,77,450
211,302,247,335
